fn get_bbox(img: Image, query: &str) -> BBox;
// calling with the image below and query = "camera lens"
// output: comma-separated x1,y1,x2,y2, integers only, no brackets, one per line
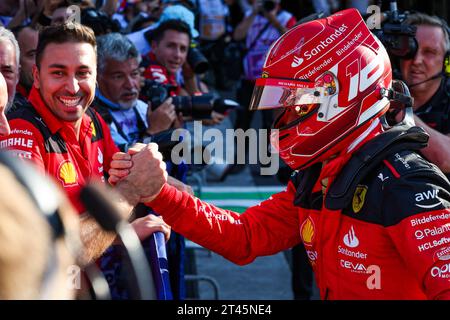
187,48,210,74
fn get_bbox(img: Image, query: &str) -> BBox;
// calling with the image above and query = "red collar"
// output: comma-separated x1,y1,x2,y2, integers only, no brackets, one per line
28,86,92,137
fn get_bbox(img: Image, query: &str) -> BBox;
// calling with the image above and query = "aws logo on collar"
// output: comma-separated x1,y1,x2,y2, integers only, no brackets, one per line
58,160,78,187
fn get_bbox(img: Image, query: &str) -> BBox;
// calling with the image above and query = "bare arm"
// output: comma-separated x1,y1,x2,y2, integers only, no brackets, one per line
7,0,38,29
264,11,287,34
100,0,118,17
414,115,450,173
233,10,257,41
79,213,116,263
78,187,135,263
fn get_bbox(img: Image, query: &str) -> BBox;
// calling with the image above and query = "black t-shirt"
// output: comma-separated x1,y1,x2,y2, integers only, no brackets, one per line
414,77,450,134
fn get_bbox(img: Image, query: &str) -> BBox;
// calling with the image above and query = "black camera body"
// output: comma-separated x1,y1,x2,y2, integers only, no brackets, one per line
81,8,121,36
188,43,210,74
141,80,239,119
372,1,417,59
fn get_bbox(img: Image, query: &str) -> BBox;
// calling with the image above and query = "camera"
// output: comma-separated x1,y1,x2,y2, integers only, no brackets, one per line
371,1,417,59
81,8,121,36
141,80,240,119
187,42,210,74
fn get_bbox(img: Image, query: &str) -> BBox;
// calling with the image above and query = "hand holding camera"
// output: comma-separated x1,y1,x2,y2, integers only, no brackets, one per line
146,98,177,136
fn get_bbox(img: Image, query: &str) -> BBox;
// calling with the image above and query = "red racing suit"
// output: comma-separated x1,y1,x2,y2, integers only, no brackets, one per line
146,127,450,299
1,86,119,213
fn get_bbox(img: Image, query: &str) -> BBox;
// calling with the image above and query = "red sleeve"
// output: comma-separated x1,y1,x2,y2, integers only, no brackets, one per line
383,174,450,299
146,181,302,265
0,118,46,173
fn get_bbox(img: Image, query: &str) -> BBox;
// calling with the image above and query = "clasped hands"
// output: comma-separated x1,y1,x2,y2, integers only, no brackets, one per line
109,143,193,206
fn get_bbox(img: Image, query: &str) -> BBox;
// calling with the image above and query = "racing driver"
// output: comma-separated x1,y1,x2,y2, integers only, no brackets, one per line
111,9,450,299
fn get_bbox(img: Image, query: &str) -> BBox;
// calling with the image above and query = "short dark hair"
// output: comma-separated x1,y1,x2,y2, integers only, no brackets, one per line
149,19,192,43
405,12,450,53
35,22,97,68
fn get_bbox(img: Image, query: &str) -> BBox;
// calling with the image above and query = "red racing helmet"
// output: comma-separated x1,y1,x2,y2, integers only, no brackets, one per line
250,9,392,170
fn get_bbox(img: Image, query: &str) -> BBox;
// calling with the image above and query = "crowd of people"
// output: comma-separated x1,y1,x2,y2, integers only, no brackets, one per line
0,0,449,300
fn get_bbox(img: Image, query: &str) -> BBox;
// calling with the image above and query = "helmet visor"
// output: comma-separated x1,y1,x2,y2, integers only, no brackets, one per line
249,78,323,111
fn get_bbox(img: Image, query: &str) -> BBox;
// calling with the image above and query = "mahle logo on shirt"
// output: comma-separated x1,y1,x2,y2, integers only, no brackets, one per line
58,161,78,186
352,185,368,213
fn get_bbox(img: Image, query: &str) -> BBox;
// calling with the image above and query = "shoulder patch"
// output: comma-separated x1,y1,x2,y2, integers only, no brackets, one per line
383,150,433,177
7,104,67,154
86,108,104,142
381,151,450,226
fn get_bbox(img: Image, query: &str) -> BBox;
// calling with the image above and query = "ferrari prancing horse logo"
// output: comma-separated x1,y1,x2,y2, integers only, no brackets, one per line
352,185,368,213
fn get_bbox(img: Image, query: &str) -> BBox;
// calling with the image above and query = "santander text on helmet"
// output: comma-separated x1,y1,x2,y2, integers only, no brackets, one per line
304,24,349,61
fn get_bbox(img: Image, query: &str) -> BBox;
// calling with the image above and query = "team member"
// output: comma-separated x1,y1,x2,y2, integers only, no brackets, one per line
399,13,450,175
1,23,169,264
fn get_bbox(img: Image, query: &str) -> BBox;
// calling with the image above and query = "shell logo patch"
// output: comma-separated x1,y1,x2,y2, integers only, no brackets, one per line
352,185,368,213
90,121,96,137
58,160,78,186
300,217,315,246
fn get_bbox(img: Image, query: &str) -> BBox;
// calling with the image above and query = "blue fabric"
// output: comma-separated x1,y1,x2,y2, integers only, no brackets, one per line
98,224,173,300
143,232,173,300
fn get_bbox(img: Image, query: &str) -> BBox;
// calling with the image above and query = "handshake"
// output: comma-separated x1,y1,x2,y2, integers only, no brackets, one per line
108,143,190,206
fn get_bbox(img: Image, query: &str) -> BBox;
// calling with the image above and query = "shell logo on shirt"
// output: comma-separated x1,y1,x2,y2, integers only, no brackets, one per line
58,160,78,186
300,217,315,246
90,121,97,138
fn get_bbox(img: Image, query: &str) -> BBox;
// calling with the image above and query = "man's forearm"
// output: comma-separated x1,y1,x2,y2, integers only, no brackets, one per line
233,12,257,41
101,0,118,17
79,213,117,263
266,14,287,34
78,186,136,263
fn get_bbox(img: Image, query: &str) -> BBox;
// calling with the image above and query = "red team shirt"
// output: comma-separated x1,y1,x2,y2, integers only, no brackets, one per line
1,87,119,213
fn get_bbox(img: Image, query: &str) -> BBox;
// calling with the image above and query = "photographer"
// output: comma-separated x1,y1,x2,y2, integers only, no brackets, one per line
232,0,295,144
142,18,197,97
398,13,450,176
95,32,177,152
142,18,225,124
